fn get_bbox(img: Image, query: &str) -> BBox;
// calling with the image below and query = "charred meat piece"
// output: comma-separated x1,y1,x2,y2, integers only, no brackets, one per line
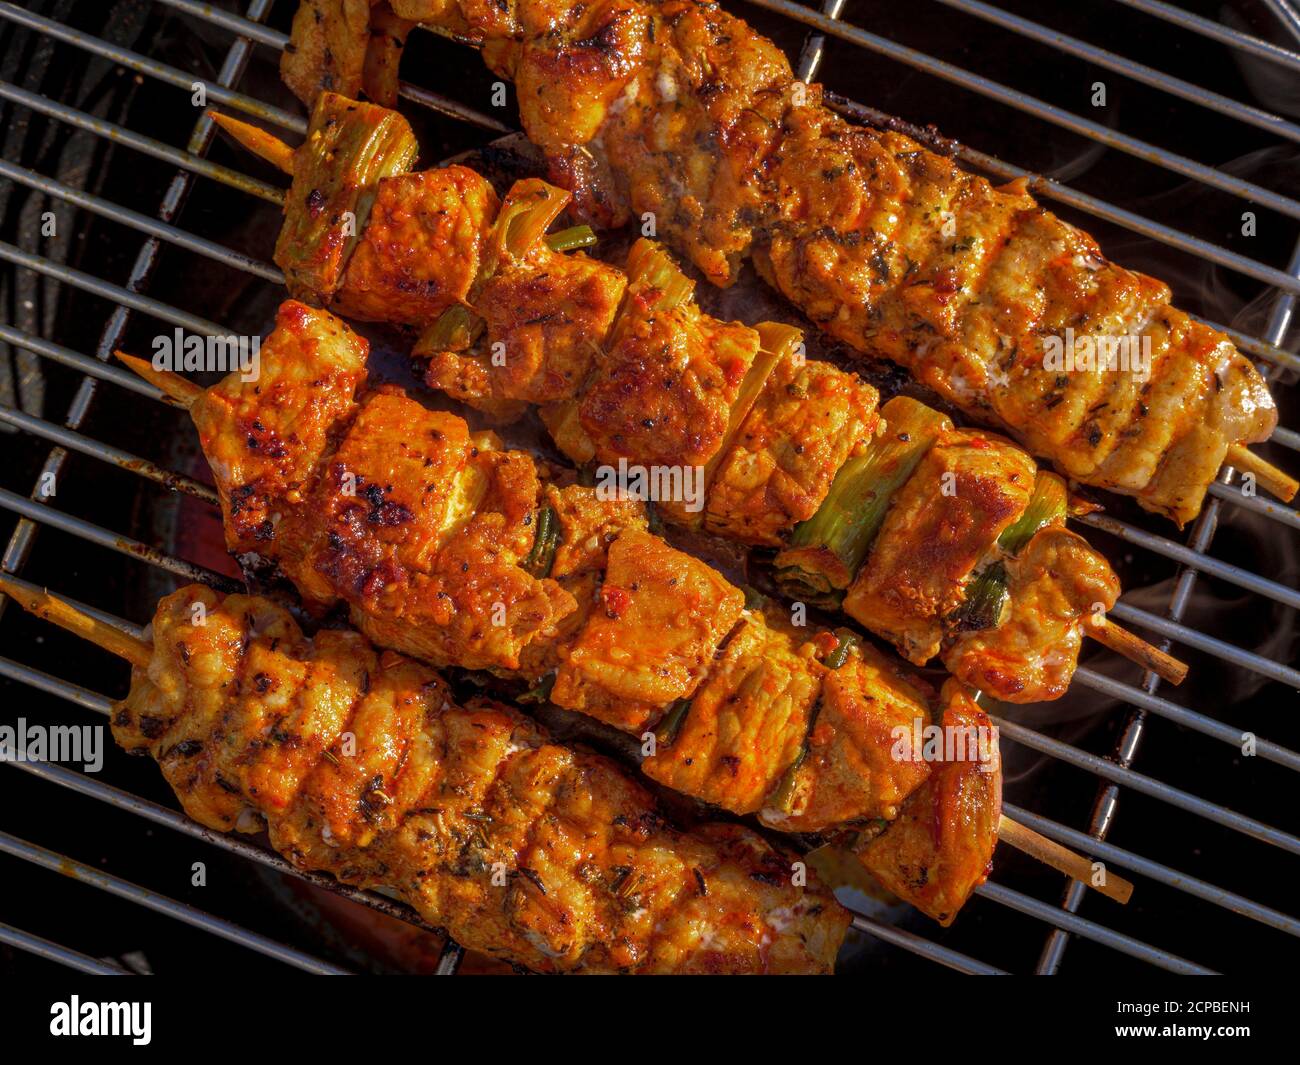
856,681,1001,926
113,584,850,973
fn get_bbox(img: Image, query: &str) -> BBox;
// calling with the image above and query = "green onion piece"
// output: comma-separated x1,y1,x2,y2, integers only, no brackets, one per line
767,744,808,813
624,238,695,312
741,584,768,610
415,302,483,355
518,671,557,705
775,397,951,602
276,92,418,301
498,183,571,259
948,561,1008,633
544,225,597,252
824,629,861,670
524,505,560,578
997,470,1068,555
654,698,692,748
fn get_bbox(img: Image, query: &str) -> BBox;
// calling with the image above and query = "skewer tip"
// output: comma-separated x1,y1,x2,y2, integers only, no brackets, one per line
113,351,202,410
208,109,297,175
0,574,153,669
1227,443,1299,504
998,814,1134,905
1088,617,1188,686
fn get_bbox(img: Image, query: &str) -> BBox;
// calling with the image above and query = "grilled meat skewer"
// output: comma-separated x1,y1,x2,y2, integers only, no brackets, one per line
119,301,942,836
209,99,1184,703
0,577,849,973
119,300,1135,921
283,0,1291,528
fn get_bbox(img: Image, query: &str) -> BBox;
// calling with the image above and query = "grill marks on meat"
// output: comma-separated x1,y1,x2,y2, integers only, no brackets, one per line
111,585,849,973
856,681,1001,925
191,301,959,834
843,431,1037,666
420,0,1277,526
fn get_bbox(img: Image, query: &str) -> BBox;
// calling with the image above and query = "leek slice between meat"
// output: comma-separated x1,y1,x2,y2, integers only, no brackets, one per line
766,629,860,814
523,504,560,578
653,698,693,748
945,472,1066,636
624,237,695,311
277,93,418,301
997,470,1068,554
774,397,952,607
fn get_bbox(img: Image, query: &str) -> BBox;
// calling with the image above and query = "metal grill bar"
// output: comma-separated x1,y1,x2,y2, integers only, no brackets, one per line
0,922,130,976
992,716,1300,854
0,830,351,974
1112,0,1300,68
0,81,284,204
975,882,1214,973
0,242,228,336
0,408,219,505
0,487,239,591
0,2,304,133
0,158,282,283
1003,802,1300,939
935,0,1300,142
0,325,170,403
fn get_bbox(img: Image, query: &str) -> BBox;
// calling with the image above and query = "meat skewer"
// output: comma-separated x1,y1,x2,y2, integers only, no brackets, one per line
208,100,1186,703
0,575,850,973
116,299,1134,917
288,0,1292,529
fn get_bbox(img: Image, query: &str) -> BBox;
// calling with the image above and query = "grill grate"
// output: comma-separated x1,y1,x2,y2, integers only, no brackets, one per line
0,0,1297,974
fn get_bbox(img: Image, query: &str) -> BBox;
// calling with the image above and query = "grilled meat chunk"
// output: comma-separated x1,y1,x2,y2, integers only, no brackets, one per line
421,179,627,414
112,585,850,972
760,644,934,833
333,166,500,327
843,430,1036,665
194,305,574,672
191,300,368,556
944,527,1120,703
641,612,823,814
405,0,1278,526
856,681,1000,925
552,528,746,731
705,353,881,546
281,0,372,105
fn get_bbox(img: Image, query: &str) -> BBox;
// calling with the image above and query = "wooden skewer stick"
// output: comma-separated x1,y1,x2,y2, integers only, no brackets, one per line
0,575,152,669
1227,443,1299,503
1088,616,1188,686
114,352,202,410
3,573,1131,911
998,814,1134,904
209,110,296,176
118,343,1193,688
